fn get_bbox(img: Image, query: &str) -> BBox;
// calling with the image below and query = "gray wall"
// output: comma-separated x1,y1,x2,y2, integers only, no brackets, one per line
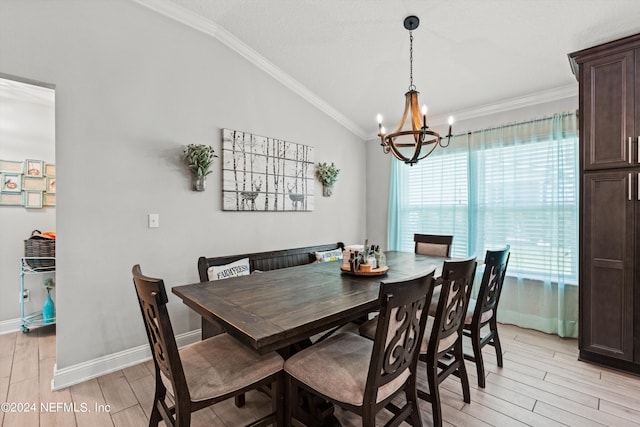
0,0,366,369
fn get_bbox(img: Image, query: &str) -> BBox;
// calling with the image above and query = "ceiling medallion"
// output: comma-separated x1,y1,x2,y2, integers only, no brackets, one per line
377,16,454,166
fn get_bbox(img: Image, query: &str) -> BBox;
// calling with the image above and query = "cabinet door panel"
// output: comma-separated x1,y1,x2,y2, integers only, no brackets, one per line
582,50,635,169
582,172,634,361
637,49,640,159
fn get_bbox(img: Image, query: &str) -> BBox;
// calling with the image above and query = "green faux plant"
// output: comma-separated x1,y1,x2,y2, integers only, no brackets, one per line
316,162,340,186
184,144,218,177
43,278,55,291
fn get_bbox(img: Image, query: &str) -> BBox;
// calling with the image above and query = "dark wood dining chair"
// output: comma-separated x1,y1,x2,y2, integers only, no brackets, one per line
284,268,436,427
414,233,454,257
463,246,511,388
132,264,284,427
418,257,477,427
358,237,453,340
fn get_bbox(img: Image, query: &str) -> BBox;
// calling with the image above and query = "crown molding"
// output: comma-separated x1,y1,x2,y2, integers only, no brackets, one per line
437,84,578,124
132,0,367,139
365,84,578,140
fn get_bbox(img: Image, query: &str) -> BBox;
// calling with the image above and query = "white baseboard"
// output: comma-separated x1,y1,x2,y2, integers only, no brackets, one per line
51,329,201,391
0,318,21,335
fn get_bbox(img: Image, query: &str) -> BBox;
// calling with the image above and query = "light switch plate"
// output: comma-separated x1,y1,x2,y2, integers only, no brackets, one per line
148,213,159,228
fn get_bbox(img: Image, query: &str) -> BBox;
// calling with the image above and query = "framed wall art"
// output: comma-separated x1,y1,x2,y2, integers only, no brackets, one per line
2,173,22,192
25,159,44,177
0,192,23,206
0,158,55,209
46,177,56,193
0,160,23,173
222,129,314,212
44,163,56,176
44,193,56,206
23,176,46,191
24,191,43,208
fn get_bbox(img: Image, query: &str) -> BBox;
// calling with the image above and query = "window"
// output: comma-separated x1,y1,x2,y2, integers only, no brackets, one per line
389,112,578,284
400,145,469,258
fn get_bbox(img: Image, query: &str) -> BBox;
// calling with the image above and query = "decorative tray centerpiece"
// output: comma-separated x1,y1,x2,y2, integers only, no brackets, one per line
340,240,389,276
340,265,389,276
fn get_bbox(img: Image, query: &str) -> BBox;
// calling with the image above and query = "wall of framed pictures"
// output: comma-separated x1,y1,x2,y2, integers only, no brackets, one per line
0,159,55,208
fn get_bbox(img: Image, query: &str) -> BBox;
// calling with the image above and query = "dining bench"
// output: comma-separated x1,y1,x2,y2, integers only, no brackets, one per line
197,242,344,338
197,242,344,281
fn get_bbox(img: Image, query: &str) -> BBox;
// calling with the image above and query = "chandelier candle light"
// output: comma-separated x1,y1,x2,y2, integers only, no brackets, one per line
377,16,454,166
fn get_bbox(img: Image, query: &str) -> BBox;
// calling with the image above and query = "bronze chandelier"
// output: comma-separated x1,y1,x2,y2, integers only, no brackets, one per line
377,16,454,166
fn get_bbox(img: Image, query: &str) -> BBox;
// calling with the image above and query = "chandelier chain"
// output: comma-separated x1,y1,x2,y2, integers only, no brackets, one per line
409,31,415,91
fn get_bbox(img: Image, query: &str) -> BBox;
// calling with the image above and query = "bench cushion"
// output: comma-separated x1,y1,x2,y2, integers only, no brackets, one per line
207,257,250,281
314,249,343,262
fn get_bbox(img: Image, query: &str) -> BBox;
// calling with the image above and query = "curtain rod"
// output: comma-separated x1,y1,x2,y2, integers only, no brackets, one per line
449,109,577,138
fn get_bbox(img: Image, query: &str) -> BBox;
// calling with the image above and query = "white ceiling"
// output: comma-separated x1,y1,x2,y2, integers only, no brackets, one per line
143,0,640,138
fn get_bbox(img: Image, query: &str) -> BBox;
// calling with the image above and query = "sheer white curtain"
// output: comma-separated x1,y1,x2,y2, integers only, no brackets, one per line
388,111,579,337
387,133,470,257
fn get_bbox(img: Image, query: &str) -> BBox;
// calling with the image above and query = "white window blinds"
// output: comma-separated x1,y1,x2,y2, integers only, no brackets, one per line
402,145,469,258
389,112,578,283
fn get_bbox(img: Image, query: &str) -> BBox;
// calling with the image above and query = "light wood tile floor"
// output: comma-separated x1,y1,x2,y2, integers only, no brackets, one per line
2,323,640,426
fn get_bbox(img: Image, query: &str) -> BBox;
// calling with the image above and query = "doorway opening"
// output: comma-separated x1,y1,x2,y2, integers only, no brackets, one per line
0,74,56,343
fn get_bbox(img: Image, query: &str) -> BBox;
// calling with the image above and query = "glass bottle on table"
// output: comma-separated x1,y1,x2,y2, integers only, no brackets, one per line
367,253,377,269
367,244,377,269
378,248,386,268
374,245,381,268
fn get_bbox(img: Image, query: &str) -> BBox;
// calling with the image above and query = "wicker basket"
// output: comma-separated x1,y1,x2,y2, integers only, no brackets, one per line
24,230,55,269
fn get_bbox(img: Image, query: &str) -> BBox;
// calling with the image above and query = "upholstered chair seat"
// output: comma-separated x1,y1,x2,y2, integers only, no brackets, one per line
421,316,459,354
160,333,283,403
360,315,459,355
464,299,493,325
284,332,409,407
431,286,495,327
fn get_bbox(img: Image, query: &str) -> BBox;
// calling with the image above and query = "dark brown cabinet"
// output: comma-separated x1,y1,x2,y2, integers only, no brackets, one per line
581,49,636,170
582,171,634,362
570,33,640,373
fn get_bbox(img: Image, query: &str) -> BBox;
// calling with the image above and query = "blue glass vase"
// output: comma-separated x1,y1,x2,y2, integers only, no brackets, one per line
43,290,55,324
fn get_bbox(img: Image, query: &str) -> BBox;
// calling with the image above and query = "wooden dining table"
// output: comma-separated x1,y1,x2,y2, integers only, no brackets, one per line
172,251,444,355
